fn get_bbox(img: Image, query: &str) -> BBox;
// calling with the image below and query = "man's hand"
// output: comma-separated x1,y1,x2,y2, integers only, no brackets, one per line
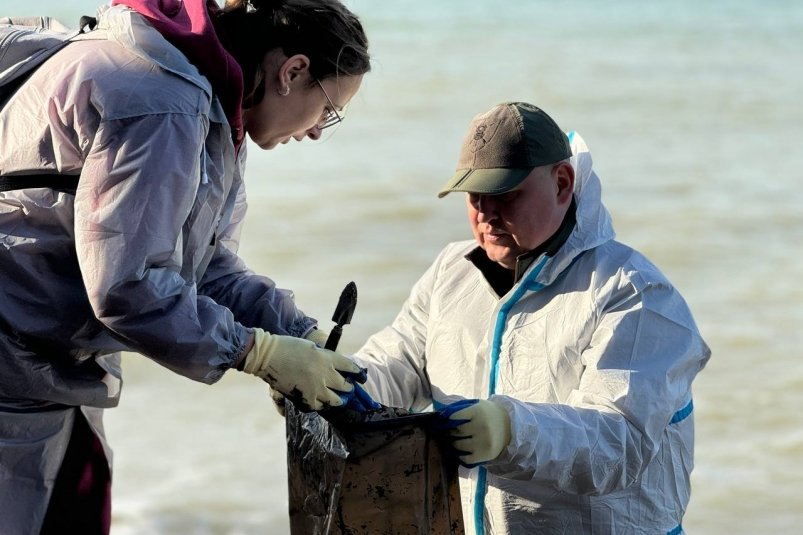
242,328,361,411
438,399,511,467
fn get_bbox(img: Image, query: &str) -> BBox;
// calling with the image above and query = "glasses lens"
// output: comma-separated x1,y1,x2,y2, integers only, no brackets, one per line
316,79,343,130
318,112,340,130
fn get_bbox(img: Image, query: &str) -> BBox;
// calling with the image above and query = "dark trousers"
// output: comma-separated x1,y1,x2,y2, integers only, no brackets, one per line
40,411,112,535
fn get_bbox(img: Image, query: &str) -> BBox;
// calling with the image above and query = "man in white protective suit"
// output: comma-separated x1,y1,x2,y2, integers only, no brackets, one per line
353,102,711,535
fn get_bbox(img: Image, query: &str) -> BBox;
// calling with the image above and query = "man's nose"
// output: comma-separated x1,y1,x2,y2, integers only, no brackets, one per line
476,195,499,221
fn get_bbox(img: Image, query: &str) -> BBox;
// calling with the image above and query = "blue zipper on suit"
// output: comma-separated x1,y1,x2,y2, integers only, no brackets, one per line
474,256,548,535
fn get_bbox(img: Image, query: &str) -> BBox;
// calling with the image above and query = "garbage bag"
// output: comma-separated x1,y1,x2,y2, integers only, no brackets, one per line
286,402,465,535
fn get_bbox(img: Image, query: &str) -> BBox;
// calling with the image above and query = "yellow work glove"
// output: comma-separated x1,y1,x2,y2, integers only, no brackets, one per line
269,384,287,416
268,329,329,416
243,328,358,412
439,399,512,467
304,328,330,348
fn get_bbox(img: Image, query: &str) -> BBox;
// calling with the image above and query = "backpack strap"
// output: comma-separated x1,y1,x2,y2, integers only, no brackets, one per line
0,174,79,194
0,15,95,195
0,15,95,104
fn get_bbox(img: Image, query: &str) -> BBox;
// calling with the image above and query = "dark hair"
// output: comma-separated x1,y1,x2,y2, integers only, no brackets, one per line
214,0,370,106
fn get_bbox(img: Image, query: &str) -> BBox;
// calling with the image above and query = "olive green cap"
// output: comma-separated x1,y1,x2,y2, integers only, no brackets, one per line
438,102,571,198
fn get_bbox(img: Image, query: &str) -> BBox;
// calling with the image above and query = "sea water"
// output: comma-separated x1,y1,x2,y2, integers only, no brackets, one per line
7,1,803,533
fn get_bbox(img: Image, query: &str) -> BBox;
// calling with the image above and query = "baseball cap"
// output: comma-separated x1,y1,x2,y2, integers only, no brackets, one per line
438,102,571,198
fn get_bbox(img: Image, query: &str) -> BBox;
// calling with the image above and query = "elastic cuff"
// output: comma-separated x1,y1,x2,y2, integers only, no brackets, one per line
234,329,255,372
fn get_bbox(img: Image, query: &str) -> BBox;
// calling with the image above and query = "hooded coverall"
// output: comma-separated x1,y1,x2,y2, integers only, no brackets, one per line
355,132,711,535
0,6,315,530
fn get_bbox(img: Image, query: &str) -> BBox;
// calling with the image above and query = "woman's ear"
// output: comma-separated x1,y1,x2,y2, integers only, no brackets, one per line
278,54,312,89
554,161,575,204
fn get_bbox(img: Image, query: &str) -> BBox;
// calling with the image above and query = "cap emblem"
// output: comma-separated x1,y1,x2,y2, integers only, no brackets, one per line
469,120,501,154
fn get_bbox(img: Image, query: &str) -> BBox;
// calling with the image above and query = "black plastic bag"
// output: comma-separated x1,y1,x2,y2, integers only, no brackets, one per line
286,402,465,534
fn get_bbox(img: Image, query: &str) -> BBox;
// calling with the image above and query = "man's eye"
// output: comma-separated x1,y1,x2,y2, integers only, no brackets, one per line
498,191,519,203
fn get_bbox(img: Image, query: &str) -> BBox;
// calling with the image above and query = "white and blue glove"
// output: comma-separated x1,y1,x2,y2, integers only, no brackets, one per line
437,399,511,467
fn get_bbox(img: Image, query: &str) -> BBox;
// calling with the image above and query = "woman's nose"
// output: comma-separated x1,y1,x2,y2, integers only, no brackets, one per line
304,126,322,141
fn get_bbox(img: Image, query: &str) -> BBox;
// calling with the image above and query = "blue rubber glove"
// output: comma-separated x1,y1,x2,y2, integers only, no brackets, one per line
436,398,511,467
311,344,379,412
337,382,382,412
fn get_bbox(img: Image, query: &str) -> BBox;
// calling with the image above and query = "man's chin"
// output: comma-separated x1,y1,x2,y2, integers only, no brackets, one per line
484,247,516,271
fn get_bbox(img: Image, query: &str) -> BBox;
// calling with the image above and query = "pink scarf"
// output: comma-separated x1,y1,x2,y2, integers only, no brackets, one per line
111,0,244,149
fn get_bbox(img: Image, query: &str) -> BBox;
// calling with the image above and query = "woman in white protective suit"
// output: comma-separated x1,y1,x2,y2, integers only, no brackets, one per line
354,102,711,535
0,0,369,532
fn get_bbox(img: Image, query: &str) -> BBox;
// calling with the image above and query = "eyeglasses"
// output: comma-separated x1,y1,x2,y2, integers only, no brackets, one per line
315,79,343,130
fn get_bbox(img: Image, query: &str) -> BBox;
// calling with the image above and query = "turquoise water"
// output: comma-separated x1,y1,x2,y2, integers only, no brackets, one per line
7,1,803,533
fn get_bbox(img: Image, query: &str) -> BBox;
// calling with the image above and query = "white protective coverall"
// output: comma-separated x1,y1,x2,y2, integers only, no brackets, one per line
0,7,316,530
355,132,711,535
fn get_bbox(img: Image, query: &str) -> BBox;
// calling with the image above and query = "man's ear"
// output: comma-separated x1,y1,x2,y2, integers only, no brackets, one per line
279,54,312,88
554,161,575,204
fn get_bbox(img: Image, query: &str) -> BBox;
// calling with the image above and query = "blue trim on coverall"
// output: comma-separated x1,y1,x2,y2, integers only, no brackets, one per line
474,257,548,535
670,399,693,424
666,400,692,535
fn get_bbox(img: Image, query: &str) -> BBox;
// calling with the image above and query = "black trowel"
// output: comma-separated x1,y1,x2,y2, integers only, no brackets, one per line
324,281,357,351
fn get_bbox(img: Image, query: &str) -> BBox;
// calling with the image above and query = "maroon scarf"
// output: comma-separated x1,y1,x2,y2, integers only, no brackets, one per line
111,0,244,149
